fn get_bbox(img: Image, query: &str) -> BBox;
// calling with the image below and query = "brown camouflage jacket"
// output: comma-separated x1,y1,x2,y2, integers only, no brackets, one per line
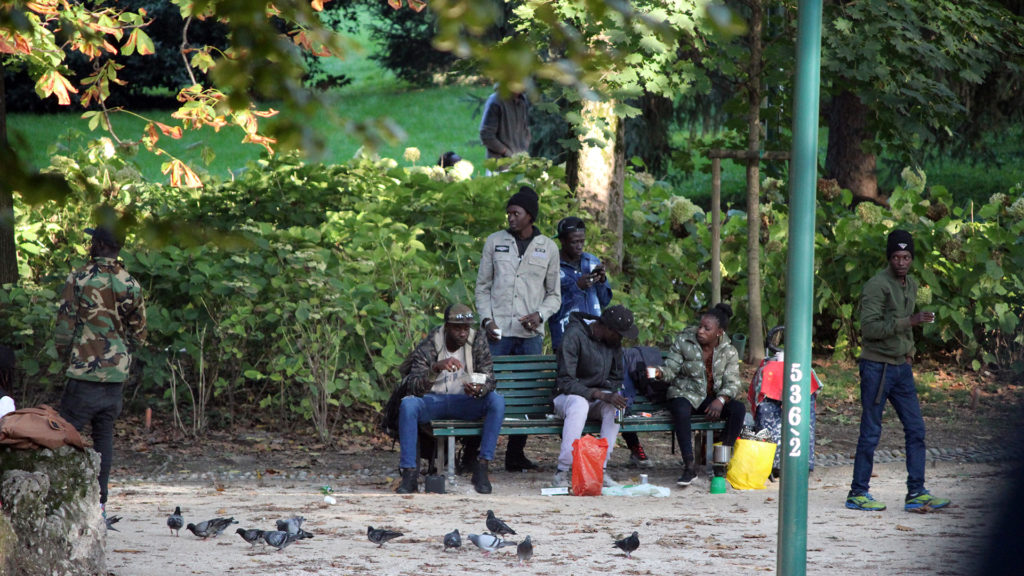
55,257,147,383
398,326,495,397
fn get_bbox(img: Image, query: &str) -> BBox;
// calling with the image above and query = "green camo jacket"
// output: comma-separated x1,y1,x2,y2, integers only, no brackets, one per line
659,325,743,408
55,256,147,383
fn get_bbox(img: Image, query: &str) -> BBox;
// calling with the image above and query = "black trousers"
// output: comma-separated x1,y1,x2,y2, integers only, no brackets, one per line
669,395,745,462
60,378,124,504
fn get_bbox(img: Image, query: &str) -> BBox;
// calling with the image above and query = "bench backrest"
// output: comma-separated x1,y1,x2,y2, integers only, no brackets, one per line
493,354,665,417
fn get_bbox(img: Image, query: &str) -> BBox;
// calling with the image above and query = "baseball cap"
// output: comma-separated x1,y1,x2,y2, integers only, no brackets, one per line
85,226,122,248
600,305,639,339
444,303,475,325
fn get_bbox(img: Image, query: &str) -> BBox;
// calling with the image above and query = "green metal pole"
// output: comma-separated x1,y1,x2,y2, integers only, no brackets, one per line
779,0,822,574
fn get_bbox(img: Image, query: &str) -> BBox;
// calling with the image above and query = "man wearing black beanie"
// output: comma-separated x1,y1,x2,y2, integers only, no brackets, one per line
846,229,950,513
474,185,560,472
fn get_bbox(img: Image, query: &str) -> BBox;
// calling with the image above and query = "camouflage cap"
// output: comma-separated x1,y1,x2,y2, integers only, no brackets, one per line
444,303,475,325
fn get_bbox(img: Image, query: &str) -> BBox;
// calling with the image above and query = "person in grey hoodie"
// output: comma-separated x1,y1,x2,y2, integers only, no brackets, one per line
550,305,638,488
479,85,531,164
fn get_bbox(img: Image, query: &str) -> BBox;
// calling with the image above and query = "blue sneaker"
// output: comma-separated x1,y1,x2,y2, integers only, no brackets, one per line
845,493,886,511
905,491,950,512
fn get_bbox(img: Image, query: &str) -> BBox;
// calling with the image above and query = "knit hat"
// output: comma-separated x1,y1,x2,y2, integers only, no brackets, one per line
886,230,914,259
600,305,639,339
506,186,539,222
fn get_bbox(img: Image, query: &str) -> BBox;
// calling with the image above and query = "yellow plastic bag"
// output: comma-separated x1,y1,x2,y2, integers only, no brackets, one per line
726,438,777,490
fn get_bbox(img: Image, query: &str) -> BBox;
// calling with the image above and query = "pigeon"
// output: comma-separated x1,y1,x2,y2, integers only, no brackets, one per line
443,529,462,552
262,530,300,552
236,528,265,547
517,535,533,564
468,533,516,556
613,531,640,559
186,517,238,539
105,515,122,532
276,516,305,534
485,510,516,537
367,525,403,547
167,506,184,536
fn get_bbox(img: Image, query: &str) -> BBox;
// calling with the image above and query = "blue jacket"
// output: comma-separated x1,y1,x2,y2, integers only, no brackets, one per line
548,252,612,349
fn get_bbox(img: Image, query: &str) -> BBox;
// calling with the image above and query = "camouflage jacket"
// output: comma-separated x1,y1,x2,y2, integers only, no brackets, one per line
660,326,742,407
398,326,495,397
55,257,147,383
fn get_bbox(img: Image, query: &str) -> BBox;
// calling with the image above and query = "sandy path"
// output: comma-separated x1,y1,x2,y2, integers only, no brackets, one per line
103,459,1002,575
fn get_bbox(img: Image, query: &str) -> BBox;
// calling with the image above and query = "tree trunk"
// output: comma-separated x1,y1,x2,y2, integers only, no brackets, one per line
744,0,765,365
569,99,625,273
640,92,672,177
825,90,880,202
0,60,17,286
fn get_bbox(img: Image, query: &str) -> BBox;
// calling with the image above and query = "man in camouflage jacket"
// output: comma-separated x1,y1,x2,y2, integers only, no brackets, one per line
55,226,146,509
395,304,502,495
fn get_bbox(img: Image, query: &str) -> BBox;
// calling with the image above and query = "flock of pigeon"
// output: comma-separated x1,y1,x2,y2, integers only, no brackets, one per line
365,509,640,563
164,505,640,561
164,506,315,552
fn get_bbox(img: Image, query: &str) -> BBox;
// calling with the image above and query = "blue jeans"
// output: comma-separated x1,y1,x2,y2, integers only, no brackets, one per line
850,360,927,496
488,335,543,357
398,392,505,469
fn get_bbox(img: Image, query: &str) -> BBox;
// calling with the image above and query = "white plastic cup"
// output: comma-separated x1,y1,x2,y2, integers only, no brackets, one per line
493,328,502,340
640,474,648,485
646,367,658,379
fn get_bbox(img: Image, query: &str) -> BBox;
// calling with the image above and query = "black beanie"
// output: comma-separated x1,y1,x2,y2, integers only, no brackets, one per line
506,186,539,222
886,229,914,259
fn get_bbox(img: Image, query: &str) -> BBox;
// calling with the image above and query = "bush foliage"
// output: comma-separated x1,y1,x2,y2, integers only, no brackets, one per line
4,145,1021,439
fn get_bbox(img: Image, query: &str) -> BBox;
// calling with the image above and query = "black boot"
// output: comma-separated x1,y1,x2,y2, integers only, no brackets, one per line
396,468,418,494
677,458,697,486
472,459,492,494
457,437,480,475
505,435,537,471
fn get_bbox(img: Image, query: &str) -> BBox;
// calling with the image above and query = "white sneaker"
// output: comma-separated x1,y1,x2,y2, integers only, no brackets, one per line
552,470,570,488
602,473,621,488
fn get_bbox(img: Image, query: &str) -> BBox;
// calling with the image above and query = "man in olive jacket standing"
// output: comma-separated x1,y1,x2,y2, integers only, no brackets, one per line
846,230,950,513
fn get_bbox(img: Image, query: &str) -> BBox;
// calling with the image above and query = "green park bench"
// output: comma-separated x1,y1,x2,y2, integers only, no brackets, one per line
430,353,727,477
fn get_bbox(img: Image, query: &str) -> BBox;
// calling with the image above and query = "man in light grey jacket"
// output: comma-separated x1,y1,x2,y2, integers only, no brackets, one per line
474,185,561,471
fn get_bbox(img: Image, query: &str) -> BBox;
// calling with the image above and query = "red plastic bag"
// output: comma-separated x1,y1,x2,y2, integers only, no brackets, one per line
571,435,608,496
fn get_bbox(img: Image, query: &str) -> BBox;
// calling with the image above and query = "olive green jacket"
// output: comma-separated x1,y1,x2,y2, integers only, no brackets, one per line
660,326,743,408
859,267,918,365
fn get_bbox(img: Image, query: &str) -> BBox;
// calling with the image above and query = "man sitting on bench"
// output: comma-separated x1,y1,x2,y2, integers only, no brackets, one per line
396,304,505,495
551,305,638,488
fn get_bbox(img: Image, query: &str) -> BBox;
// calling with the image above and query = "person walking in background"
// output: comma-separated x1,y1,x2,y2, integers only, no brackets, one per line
659,303,746,486
479,84,531,168
551,305,638,488
55,225,147,515
845,230,950,513
548,216,652,468
474,186,560,472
